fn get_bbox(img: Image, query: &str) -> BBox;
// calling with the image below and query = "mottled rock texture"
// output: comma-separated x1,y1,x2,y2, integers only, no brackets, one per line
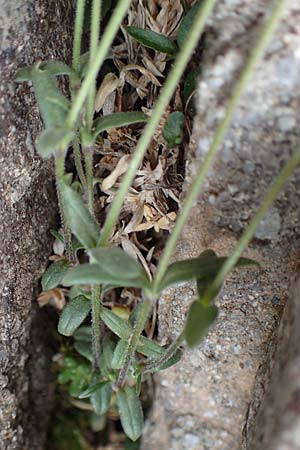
0,1,72,448
142,1,300,449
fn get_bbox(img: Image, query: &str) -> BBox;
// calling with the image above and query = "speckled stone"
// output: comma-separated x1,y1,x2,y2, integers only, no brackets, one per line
141,1,300,449
0,1,73,449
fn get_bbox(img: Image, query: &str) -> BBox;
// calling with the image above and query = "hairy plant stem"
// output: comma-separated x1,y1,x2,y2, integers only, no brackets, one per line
116,300,151,387
73,137,87,189
55,150,73,260
99,0,217,246
67,0,132,128
91,285,102,369
142,331,184,374
72,0,86,73
208,147,300,297
152,0,288,294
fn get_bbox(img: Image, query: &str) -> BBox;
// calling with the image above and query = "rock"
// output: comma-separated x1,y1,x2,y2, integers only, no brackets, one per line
0,1,72,448
141,1,300,449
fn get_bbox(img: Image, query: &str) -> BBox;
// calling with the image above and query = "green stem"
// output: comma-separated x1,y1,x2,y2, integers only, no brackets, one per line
55,150,73,260
117,300,151,387
86,0,102,131
210,147,300,294
72,0,86,72
84,145,95,214
142,331,184,374
152,0,287,293
67,0,132,128
73,137,87,189
91,285,102,369
98,0,218,246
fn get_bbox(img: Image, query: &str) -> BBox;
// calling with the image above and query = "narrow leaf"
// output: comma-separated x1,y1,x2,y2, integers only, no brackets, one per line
93,112,147,139
162,111,185,147
116,385,144,442
90,248,150,285
40,60,79,80
36,128,74,157
100,307,132,340
184,301,218,347
41,260,69,291
31,64,69,128
153,349,183,372
64,248,150,289
126,26,177,55
137,336,165,358
57,296,91,336
111,339,129,369
90,383,112,415
159,251,257,292
177,1,201,48
78,380,110,399
60,182,100,249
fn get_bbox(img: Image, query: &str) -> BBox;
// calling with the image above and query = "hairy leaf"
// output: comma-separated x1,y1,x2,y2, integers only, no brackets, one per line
126,26,177,55
100,307,132,340
74,341,93,362
184,301,218,347
111,339,129,369
64,248,150,288
41,260,69,291
158,251,257,292
162,111,185,147
14,66,33,82
177,1,201,48
36,128,74,157
93,112,147,139
78,380,110,399
60,182,100,249
57,296,91,336
90,383,112,415
116,385,144,442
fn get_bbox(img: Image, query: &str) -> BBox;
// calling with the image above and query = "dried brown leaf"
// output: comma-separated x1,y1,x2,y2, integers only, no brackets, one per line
37,288,66,311
101,154,131,192
95,73,119,113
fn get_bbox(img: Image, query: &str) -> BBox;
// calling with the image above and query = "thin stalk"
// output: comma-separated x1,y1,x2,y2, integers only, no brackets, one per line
116,300,151,387
73,137,87,189
152,0,287,293
98,0,218,246
67,0,132,128
55,150,73,260
142,331,184,374
91,285,102,369
72,0,86,72
209,148,300,295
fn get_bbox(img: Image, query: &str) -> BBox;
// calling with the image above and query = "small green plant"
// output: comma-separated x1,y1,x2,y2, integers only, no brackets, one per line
15,0,297,444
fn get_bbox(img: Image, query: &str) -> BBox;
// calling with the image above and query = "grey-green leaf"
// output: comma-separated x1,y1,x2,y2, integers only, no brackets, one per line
74,340,93,362
41,260,69,291
159,251,257,292
36,128,74,157
57,296,91,336
126,26,177,55
153,349,183,372
78,380,110,399
116,385,144,442
100,307,132,340
90,248,150,287
64,248,150,288
137,336,165,358
162,111,185,147
177,1,201,48
41,60,79,80
60,182,100,249
14,66,33,82
93,112,147,139
184,301,218,347
111,339,129,369
90,383,112,415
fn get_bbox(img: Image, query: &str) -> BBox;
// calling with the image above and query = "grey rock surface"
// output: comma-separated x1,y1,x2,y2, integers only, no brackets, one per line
142,1,300,449
0,1,72,448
